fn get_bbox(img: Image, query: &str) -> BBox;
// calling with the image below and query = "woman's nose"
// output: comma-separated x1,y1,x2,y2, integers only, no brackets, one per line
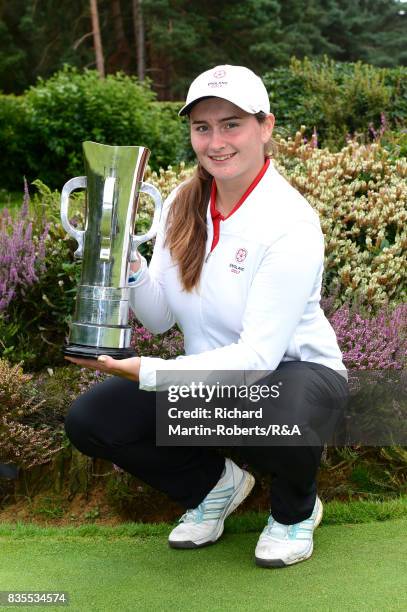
208,128,226,150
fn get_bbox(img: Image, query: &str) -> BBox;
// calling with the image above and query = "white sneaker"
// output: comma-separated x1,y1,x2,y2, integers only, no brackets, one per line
168,458,255,549
255,496,323,568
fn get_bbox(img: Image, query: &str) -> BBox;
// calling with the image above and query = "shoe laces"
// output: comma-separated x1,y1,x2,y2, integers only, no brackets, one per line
263,498,319,540
263,516,298,539
179,503,204,524
178,480,235,525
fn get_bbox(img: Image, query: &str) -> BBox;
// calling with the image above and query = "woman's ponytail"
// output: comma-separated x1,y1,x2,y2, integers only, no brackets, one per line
164,163,212,292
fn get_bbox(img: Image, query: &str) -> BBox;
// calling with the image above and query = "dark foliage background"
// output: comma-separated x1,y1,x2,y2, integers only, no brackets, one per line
0,0,406,98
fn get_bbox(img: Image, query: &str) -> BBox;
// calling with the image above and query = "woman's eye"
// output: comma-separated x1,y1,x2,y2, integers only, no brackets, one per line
195,125,208,133
225,122,239,129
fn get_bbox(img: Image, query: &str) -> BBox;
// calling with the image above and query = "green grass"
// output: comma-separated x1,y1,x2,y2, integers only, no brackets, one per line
0,495,406,539
1,518,406,611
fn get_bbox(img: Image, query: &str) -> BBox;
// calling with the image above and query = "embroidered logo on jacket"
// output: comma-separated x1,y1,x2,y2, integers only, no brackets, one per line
230,248,248,274
235,248,248,263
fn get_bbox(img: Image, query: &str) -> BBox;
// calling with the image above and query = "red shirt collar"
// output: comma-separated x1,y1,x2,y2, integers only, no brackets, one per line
210,158,270,221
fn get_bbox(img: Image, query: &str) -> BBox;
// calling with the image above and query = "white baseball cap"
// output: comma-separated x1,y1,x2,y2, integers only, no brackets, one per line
179,65,270,116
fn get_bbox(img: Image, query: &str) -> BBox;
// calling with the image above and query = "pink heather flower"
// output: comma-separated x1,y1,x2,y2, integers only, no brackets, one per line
129,318,184,359
328,302,406,370
0,182,50,312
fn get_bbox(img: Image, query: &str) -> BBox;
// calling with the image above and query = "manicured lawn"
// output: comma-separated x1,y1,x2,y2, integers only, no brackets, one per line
1,517,406,611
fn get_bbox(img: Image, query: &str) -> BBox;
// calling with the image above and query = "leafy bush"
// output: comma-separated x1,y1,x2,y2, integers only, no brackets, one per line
378,130,407,160
0,94,29,190
263,58,407,150
0,67,189,190
2,60,407,191
382,66,407,129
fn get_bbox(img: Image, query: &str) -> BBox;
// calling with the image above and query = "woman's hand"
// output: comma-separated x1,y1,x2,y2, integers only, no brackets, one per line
64,355,141,382
129,252,142,274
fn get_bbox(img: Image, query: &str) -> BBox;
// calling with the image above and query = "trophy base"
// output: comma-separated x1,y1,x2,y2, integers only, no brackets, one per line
63,344,137,360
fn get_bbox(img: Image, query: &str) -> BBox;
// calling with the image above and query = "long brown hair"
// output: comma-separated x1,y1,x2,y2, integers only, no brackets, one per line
164,112,275,292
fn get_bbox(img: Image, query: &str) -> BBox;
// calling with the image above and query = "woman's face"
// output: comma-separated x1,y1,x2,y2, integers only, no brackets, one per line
189,98,274,186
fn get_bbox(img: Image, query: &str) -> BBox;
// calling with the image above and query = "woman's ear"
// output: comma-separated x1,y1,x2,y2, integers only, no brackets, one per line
261,113,275,143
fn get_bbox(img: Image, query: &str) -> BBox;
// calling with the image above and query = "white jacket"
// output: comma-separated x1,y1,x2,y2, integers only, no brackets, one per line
129,161,347,391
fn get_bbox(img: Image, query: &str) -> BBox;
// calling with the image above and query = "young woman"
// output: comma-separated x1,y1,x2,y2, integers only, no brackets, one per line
64,65,348,568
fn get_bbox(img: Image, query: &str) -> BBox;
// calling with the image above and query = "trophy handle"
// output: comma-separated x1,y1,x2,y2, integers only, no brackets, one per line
60,176,87,258
130,182,163,259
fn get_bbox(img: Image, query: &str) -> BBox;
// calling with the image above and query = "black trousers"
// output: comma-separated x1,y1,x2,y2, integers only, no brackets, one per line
64,361,348,524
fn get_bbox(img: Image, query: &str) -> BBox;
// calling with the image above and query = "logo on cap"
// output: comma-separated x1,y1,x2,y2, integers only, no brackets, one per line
213,69,226,78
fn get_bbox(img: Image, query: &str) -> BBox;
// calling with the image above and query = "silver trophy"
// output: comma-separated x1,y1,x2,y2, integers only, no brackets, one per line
60,141,162,359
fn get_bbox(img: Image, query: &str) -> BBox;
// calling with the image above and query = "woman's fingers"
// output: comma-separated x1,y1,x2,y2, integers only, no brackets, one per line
64,356,101,369
64,355,140,381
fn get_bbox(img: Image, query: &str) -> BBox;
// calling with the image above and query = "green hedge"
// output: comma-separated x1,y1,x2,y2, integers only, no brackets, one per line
264,57,407,149
0,67,190,190
1,60,406,191
0,94,28,190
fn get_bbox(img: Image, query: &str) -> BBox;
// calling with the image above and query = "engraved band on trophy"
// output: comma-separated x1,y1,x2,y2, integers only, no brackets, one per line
60,141,162,359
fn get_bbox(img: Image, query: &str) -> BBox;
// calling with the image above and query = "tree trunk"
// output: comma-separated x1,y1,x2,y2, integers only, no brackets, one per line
90,0,105,77
132,0,145,81
109,0,131,72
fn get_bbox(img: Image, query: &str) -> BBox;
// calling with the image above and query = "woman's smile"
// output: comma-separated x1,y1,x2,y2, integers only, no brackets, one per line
208,152,237,162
